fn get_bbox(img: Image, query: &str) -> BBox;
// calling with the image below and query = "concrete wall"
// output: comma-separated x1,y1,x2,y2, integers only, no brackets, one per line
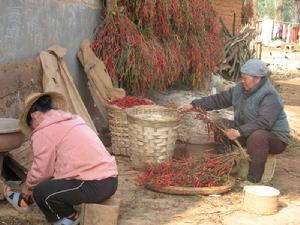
0,57,42,119
55,0,100,7
0,0,105,129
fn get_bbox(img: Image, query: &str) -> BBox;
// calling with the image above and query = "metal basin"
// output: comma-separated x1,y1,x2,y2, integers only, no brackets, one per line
0,118,25,153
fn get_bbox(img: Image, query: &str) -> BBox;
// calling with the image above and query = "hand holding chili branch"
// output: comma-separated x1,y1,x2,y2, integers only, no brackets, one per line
178,104,248,158
178,104,193,113
225,128,241,140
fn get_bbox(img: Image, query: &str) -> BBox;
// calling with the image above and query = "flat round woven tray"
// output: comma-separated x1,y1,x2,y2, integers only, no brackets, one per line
145,177,235,195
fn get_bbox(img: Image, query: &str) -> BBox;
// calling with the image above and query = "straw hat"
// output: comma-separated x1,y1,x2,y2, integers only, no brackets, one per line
19,92,67,136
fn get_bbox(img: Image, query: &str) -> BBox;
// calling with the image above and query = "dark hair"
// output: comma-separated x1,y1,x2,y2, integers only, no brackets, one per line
26,95,53,126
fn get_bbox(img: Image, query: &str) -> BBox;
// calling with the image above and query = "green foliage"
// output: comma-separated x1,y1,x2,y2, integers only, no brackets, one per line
256,0,294,22
257,0,275,19
282,0,294,22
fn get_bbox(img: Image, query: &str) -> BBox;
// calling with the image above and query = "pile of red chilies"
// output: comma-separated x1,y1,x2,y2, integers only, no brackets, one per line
137,155,233,188
110,96,154,109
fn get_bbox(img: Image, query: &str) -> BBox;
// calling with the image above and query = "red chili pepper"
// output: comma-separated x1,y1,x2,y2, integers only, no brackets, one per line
137,155,234,188
110,96,154,108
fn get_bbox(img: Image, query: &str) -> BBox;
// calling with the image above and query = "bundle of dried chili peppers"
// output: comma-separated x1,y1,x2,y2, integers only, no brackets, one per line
92,0,223,95
179,106,248,158
110,96,154,109
178,106,234,150
137,153,236,188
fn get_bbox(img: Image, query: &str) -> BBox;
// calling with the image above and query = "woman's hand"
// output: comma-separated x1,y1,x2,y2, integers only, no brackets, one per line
21,186,33,202
178,104,193,113
225,128,241,140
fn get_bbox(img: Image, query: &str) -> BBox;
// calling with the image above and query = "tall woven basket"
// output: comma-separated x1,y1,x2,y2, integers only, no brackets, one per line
107,104,130,156
126,105,180,170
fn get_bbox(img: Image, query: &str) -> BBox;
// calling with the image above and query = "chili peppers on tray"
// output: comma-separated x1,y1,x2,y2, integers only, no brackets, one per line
136,153,236,188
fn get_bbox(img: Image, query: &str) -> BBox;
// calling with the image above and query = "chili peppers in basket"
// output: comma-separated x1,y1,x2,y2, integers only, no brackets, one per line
110,96,154,109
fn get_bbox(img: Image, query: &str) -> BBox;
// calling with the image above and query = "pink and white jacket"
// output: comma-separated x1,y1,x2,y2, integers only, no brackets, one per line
25,110,118,191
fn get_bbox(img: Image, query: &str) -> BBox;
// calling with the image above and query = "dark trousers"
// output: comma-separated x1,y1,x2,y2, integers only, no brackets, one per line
244,130,287,182
32,176,118,223
217,119,287,182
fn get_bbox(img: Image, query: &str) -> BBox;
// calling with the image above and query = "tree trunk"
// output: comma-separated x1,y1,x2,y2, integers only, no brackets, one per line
252,0,258,20
295,0,300,23
275,0,283,21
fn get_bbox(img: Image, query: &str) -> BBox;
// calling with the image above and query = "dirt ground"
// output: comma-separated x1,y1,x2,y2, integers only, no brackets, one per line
1,58,300,224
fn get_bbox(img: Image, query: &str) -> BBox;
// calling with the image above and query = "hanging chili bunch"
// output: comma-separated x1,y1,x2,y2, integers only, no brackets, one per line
136,153,236,188
92,13,183,94
92,0,223,94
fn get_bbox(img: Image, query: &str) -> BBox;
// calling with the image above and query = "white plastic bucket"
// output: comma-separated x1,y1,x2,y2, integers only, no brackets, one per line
243,185,280,215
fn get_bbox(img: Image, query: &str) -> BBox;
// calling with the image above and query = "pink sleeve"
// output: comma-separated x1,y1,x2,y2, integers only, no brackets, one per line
25,132,56,191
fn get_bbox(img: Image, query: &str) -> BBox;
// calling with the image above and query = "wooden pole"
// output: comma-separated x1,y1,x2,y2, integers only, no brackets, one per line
275,0,283,22
295,0,300,24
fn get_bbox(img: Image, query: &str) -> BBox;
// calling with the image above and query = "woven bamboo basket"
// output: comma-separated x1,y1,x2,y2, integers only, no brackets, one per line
145,177,235,195
107,104,130,156
243,185,280,215
126,105,179,170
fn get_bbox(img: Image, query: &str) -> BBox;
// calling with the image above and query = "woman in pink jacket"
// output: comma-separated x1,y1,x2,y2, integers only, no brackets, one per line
8,92,118,225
